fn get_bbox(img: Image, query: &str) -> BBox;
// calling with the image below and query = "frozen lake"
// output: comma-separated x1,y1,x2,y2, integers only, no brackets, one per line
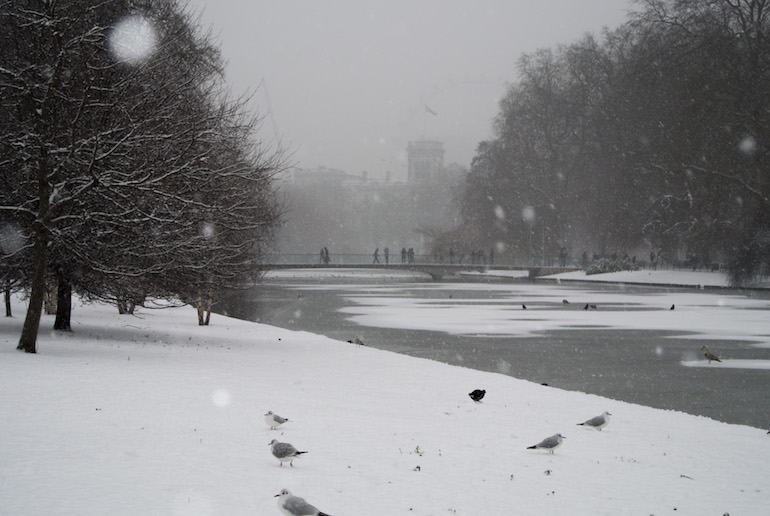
220,270,770,429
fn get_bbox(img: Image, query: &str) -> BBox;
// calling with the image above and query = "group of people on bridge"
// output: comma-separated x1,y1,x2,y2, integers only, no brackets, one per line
372,247,415,264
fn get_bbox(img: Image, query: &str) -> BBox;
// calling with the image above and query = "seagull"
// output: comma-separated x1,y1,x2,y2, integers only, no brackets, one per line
265,410,289,430
269,439,307,467
702,345,722,363
275,489,331,516
527,433,565,454
468,389,486,402
578,411,612,431
347,336,365,345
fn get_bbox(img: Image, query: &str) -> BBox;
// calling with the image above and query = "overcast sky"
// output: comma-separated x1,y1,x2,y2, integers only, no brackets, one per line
185,0,631,180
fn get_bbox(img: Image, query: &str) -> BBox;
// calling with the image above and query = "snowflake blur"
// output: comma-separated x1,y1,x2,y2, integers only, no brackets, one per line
108,15,158,65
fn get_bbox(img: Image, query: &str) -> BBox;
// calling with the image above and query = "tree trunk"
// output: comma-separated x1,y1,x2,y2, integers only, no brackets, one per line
196,287,213,326
53,273,72,331
4,278,11,317
44,282,57,315
17,227,49,353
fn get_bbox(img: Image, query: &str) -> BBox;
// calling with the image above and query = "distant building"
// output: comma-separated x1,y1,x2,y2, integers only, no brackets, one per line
406,141,445,183
279,142,462,255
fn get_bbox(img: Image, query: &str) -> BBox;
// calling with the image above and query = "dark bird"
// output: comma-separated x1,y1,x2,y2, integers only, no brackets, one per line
670,304,675,310
589,304,597,310
562,299,570,304
584,303,589,310
702,345,722,363
527,433,565,454
522,304,527,309
269,439,308,467
468,389,486,402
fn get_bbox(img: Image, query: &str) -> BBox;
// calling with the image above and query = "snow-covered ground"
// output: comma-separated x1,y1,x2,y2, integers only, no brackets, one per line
475,267,770,289
1,270,769,515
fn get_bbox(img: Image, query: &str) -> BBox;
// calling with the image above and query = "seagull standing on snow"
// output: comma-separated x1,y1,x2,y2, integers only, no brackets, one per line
269,439,307,467
702,345,722,363
527,433,565,454
578,411,612,431
469,389,486,402
265,410,289,429
275,489,331,516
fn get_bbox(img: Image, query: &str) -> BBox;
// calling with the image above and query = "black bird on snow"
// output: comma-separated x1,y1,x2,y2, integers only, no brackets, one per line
522,304,527,310
670,304,675,310
562,299,570,304
469,389,486,402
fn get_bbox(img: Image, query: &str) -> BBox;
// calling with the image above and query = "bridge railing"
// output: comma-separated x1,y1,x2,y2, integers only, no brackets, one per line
263,253,575,268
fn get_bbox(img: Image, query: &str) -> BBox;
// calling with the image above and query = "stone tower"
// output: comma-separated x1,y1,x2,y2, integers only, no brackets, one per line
406,141,445,183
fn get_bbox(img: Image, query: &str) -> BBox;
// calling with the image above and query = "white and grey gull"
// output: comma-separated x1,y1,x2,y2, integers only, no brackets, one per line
578,411,611,431
527,433,565,454
269,439,307,467
265,410,289,429
275,488,331,516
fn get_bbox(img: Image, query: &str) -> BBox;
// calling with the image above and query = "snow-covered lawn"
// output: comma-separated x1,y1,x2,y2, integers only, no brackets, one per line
1,276,769,515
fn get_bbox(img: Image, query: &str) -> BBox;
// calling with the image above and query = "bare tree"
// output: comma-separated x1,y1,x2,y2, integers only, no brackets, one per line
1,0,284,351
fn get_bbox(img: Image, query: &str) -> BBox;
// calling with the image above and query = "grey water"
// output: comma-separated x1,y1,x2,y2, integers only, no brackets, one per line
219,274,770,430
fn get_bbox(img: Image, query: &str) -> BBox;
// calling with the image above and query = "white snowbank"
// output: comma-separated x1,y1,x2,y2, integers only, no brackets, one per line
1,290,769,515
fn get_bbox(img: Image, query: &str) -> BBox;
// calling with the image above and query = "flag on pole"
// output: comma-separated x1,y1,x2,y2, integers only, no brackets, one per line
425,105,438,116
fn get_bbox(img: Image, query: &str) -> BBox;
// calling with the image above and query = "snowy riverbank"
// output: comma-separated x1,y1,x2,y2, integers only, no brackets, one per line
1,283,769,515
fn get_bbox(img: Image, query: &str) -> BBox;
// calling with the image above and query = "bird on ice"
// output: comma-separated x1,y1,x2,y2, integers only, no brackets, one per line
265,410,289,429
702,345,722,363
578,411,612,431
275,489,331,516
527,433,565,454
468,389,486,402
269,439,307,467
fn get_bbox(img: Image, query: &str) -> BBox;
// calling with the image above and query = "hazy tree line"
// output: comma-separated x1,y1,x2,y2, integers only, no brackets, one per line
0,0,283,353
457,0,769,284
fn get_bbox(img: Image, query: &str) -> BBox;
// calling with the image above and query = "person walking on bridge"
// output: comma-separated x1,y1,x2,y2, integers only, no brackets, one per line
373,248,380,264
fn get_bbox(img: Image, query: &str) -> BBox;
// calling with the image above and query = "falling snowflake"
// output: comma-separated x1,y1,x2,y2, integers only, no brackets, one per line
108,15,158,65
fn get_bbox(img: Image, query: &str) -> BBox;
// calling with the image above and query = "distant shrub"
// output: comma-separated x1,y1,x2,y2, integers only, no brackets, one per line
585,258,640,275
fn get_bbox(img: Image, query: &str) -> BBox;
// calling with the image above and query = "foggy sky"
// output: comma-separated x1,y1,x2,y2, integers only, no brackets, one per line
185,0,630,180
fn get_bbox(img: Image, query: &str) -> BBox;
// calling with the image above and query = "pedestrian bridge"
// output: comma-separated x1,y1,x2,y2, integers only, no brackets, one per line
263,254,578,281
